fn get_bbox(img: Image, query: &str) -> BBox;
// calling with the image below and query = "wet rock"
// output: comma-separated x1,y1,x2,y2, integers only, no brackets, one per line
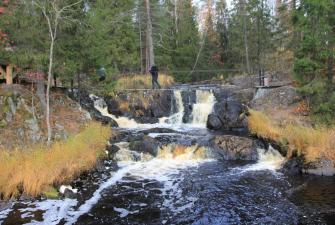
134,117,159,124
142,128,178,135
76,91,118,127
208,99,247,131
129,135,160,156
105,90,172,122
106,144,121,159
303,159,335,176
181,90,196,123
94,111,118,127
210,135,258,160
150,91,172,118
280,157,304,175
232,88,255,104
207,114,223,130
59,185,78,199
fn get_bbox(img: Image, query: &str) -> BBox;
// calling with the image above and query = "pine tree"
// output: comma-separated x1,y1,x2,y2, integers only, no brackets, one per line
293,0,335,124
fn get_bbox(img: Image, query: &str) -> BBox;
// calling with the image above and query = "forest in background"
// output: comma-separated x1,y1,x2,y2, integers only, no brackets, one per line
0,0,334,124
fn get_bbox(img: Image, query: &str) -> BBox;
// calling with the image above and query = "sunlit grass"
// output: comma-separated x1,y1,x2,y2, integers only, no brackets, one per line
248,110,335,162
0,122,111,199
114,74,174,91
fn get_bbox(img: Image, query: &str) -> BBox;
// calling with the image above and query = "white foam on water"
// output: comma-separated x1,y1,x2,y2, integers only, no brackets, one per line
0,208,12,224
191,90,216,127
19,149,209,225
63,163,139,225
243,145,285,172
91,95,143,129
21,199,78,225
113,207,130,218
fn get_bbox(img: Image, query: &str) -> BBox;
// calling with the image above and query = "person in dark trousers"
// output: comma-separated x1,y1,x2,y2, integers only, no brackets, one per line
149,65,161,89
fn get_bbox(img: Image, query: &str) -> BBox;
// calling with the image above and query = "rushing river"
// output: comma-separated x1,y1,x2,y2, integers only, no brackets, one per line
1,89,334,225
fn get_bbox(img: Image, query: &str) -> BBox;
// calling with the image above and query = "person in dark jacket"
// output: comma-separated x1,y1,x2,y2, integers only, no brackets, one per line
149,65,161,89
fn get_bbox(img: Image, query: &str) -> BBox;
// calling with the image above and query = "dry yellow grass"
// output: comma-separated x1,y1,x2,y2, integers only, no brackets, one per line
247,110,282,141
115,74,174,91
248,110,335,162
0,122,111,199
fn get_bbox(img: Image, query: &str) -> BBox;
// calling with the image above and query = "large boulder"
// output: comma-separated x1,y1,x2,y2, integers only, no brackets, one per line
207,99,247,131
104,90,173,124
210,135,260,160
207,114,223,130
129,135,160,156
181,90,196,123
251,86,301,110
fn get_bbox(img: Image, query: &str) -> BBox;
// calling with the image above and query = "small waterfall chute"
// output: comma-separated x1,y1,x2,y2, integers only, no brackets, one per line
91,95,145,129
191,90,216,126
159,90,184,125
243,145,285,171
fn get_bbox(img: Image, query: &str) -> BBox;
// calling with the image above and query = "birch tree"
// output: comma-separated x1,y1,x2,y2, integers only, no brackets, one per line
33,0,83,144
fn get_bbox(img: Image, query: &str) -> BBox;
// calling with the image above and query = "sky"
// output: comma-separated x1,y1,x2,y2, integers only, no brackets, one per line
193,0,276,30
194,0,275,11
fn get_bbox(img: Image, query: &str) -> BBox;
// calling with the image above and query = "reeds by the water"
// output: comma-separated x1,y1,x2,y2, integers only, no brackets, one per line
0,122,111,199
248,110,335,162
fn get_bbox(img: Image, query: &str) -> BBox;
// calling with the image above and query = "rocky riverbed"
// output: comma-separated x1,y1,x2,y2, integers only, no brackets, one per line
1,83,334,224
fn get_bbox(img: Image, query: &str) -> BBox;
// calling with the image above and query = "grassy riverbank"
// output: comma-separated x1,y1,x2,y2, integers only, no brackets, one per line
0,122,111,199
248,110,335,162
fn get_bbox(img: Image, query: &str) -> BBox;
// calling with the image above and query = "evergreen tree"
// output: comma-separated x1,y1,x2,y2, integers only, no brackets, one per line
293,0,335,124
86,0,139,76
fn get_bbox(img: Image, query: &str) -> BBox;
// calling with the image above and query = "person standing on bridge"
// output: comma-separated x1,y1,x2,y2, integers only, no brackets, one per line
149,65,161,89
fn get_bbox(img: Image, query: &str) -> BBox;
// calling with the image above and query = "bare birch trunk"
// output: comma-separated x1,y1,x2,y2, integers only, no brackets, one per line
241,0,250,74
43,9,58,145
46,36,55,145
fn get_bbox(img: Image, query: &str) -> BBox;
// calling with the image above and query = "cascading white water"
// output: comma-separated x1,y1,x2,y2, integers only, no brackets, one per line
243,145,285,171
92,89,216,129
91,95,145,129
159,90,184,125
191,90,216,126
19,143,211,225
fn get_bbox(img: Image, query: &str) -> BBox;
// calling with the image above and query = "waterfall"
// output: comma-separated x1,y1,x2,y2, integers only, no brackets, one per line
159,90,184,125
92,89,216,129
91,95,142,128
191,90,216,126
243,145,285,171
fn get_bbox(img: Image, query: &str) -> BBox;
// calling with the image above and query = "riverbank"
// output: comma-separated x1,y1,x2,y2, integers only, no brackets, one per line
0,122,111,199
0,84,113,201
248,109,335,176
